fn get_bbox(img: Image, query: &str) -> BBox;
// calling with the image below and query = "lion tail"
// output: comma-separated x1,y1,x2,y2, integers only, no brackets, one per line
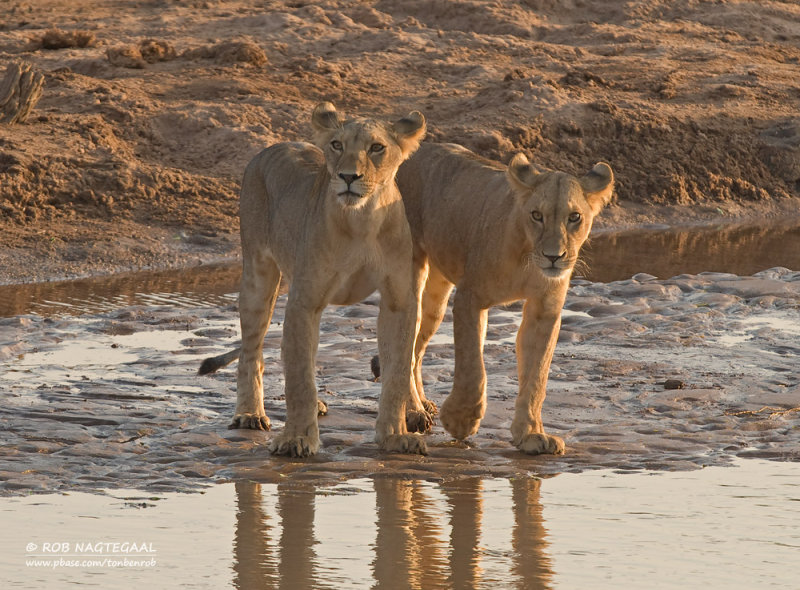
198,347,242,375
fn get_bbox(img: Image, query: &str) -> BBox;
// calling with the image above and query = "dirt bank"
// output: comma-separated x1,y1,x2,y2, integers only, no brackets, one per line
1,0,799,283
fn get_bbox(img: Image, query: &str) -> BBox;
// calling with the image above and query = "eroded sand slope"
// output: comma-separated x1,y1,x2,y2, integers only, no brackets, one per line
1,0,800,280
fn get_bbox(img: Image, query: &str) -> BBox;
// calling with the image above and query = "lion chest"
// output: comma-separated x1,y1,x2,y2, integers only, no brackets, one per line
327,263,380,306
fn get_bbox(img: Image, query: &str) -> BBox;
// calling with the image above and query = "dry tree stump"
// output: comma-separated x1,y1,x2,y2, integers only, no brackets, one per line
0,62,45,124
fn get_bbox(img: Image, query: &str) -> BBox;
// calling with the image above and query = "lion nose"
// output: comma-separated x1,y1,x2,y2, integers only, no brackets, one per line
544,252,565,265
338,173,362,186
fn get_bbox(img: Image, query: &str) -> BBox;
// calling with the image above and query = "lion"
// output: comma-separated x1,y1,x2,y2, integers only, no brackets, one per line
396,142,614,455
199,102,427,457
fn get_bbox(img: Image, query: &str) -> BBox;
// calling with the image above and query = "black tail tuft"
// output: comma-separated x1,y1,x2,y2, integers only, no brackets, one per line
197,347,242,375
370,355,381,380
198,357,220,375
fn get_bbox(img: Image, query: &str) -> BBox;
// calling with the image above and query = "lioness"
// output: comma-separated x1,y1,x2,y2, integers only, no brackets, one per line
397,143,614,455
202,102,427,457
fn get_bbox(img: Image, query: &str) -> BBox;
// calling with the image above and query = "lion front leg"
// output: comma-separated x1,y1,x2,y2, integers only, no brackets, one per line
510,299,566,456
439,290,489,441
232,256,281,431
375,268,427,455
268,288,323,457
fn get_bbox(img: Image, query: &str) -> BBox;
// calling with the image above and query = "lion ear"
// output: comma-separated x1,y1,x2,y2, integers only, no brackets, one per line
312,102,343,133
392,111,426,158
579,162,614,215
506,153,542,194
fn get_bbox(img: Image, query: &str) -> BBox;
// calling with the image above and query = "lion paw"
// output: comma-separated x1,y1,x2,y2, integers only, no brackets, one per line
421,398,439,416
229,413,271,431
406,409,434,433
439,399,483,440
378,433,428,455
317,399,328,416
268,432,321,457
515,433,565,455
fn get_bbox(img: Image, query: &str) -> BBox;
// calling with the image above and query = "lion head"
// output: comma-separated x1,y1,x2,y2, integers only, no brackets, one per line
506,153,614,279
311,102,426,207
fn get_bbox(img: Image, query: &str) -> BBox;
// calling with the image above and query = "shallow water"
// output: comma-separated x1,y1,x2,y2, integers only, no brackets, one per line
2,459,798,589
581,220,800,283
0,262,242,318
2,221,800,318
2,223,799,588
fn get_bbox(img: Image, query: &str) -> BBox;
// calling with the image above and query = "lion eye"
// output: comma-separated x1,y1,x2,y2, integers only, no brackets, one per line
531,210,543,222
568,212,582,223
369,143,385,154
330,140,343,151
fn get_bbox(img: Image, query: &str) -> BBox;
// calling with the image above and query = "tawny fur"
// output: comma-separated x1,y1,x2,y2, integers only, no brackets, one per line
221,102,427,457
396,142,614,455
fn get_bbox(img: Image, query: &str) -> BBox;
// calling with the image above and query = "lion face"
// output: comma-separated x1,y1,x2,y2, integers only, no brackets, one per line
311,102,426,207
507,154,614,279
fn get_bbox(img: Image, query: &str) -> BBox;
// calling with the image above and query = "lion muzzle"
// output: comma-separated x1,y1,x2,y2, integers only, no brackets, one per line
336,172,367,199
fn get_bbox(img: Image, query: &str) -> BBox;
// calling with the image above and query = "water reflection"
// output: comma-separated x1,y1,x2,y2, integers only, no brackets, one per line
233,481,277,588
444,479,484,589
0,262,242,317
373,479,449,588
3,221,799,317
3,461,799,588
511,478,552,585
581,220,800,282
232,478,553,590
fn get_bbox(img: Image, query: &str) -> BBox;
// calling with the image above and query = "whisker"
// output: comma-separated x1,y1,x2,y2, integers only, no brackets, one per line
573,256,590,278
523,252,536,272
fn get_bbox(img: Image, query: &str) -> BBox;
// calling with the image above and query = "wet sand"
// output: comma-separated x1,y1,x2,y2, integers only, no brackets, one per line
1,267,798,495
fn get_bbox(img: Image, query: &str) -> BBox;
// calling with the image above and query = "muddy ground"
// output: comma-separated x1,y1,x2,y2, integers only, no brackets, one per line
2,0,800,283
1,268,798,495
1,0,799,496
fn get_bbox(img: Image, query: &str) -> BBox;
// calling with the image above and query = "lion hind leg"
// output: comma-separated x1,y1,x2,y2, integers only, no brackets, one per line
229,413,270,431
411,265,453,416
403,264,452,433
405,409,433,434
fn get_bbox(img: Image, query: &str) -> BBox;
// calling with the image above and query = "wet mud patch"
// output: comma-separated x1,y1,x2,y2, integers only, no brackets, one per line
1,269,798,495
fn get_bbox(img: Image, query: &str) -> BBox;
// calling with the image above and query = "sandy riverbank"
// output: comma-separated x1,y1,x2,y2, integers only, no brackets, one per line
2,0,800,283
